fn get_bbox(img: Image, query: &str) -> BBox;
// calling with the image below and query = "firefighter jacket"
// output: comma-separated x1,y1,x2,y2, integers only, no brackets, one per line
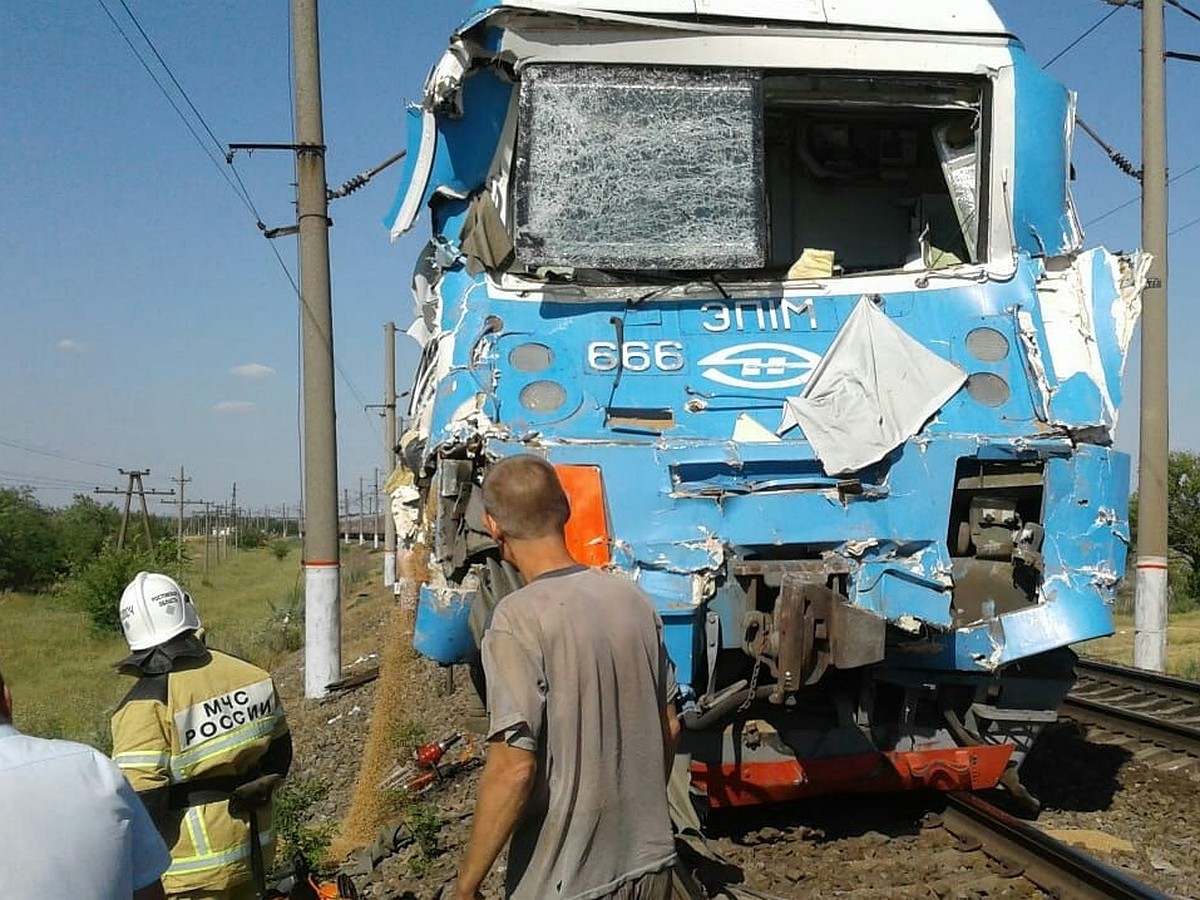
112,635,291,896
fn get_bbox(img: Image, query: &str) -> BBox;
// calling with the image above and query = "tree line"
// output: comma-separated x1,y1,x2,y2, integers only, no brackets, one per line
0,489,268,634
7,450,1200,620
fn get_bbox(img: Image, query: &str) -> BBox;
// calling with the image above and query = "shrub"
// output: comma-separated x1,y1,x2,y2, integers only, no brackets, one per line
270,539,292,561
274,776,337,871
238,526,269,550
61,539,180,635
403,801,442,877
0,488,62,591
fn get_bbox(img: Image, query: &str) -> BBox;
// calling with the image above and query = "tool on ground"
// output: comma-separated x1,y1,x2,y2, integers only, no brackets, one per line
229,773,285,899
379,731,474,795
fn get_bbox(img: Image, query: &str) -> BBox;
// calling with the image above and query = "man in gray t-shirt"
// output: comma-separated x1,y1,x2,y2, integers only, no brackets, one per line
451,455,678,900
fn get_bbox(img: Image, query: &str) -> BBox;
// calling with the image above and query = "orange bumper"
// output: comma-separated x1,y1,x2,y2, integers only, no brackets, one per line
691,744,1015,808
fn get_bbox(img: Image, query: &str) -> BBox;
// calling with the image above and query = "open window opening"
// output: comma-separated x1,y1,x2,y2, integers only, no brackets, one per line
512,65,987,279
763,74,985,275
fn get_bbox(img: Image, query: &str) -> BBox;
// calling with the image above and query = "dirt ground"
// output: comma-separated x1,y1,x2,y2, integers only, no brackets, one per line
273,575,1200,900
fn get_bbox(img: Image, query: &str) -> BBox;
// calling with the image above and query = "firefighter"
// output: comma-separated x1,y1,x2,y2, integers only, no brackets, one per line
111,571,293,900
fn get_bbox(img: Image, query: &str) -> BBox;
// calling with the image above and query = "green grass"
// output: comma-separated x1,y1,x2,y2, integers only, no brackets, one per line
1077,609,1200,677
0,542,373,747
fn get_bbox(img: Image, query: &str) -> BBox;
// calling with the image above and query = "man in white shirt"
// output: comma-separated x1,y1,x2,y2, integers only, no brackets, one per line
0,666,170,900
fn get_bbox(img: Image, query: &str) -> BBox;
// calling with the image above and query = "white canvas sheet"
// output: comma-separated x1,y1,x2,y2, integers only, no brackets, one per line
777,297,966,475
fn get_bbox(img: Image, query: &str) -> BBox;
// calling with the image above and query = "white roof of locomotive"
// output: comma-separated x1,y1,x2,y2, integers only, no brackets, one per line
460,0,1011,37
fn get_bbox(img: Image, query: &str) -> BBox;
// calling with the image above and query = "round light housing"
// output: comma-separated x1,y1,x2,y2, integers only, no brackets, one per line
519,380,567,412
965,327,1010,362
966,373,1011,407
509,343,554,372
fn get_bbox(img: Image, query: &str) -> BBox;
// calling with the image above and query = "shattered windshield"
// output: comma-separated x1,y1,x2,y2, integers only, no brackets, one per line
515,65,766,271
512,65,986,280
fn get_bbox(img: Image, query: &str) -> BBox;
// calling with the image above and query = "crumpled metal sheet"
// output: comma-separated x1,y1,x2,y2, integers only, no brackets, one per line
777,296,967,475
1018,248,1148,436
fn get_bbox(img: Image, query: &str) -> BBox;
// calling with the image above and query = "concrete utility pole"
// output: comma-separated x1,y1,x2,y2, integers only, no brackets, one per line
358,476,365,546
294,0,341,698
1135,0,1170,672
203,502,212,572
373,467,380,550
172,467,191,578
384,321,398,587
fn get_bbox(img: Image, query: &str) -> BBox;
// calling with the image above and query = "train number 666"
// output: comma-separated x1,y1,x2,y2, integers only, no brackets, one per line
586,340,685,373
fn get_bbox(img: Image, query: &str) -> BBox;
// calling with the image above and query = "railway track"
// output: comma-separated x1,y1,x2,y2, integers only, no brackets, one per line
935,792,1171,900
1063,658,1200,765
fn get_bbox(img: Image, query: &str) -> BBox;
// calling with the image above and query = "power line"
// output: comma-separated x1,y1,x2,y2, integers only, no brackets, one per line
0,436,119,470
1046,5,1125,67
114,0,224,157
92,0,260,223
1085,158,1200,226
92,0,378,446
1167,0,1200,25
1170,211,1200,234
108,0,275,232
0,469,97,491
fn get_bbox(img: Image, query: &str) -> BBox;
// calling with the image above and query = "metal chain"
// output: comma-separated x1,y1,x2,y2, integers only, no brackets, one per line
737,657,763,714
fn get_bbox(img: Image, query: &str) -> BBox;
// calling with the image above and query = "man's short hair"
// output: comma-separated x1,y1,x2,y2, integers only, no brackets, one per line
482,455,571,540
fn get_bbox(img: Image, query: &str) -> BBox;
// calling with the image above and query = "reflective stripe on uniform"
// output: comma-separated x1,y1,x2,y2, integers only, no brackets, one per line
185,807,211,855
113,750,170,770
169,715,280,780
165,829,275,876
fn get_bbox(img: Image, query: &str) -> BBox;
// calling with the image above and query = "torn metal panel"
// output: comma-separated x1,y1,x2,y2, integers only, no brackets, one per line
849,543,955,629
413,583,477,663
778,297,967,475
1010,50,1082,258
388,67,515,240
1029,248,1147,433
1013,308,1051,421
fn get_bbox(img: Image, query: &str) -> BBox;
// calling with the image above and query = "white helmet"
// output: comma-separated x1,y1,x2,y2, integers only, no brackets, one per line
119,571,201,651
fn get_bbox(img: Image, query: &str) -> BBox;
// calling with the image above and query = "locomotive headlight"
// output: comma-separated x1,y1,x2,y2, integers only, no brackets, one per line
965,327,1010,362
966,373,1011,407
519,380,567,412
509,342,554,372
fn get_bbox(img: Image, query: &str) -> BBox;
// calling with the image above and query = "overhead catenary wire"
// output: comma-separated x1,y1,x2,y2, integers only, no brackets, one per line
93,0,380,448
92,0,260,223
1167,0,1200,25
1046,5,1126,67
112,0,270,228
1085,159,1200,226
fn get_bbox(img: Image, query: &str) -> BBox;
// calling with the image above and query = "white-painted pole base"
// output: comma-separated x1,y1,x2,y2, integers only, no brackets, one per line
1133,556,1168,673
383,551,396,588
304,563,342,698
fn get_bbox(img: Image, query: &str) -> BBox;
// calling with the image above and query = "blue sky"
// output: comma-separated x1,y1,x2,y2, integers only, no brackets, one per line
2,1,1198,511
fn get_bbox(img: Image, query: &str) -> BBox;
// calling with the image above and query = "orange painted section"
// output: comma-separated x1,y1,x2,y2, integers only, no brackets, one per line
554,464,611,567
691,744,1015,807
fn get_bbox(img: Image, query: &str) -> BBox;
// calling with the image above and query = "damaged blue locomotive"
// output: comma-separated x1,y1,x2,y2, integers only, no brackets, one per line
387,0,1148,807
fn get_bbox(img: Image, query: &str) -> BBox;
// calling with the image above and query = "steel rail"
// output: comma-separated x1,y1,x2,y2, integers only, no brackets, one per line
1077,658,1200,698
940,793,1171,900
1061,694,1200,756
